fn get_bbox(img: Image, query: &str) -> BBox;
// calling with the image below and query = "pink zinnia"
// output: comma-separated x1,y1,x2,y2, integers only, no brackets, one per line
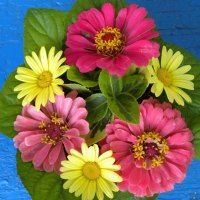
14,93,89,174
65,3,160,76
102,98,194,197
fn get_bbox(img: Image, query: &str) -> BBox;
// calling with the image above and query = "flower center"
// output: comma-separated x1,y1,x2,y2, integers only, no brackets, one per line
82,162,100,180
94,27,125,57
37,71,52,88
39,113,68,145
132,131,169,169
157,69,172,86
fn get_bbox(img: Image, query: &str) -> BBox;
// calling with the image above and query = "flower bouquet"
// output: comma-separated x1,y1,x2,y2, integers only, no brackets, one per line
0,0,199,200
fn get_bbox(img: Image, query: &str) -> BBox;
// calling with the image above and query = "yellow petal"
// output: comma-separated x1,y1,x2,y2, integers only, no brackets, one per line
40,46,48,71
166,87,185,106
69,176,86,193
98,150,112,162
166,51,182,71
97,177,113,199
173,74,194,81
81,143,89,159
50,50,63,71
74,179,89,197
32,51,44,72
161,46,173,68
52,85,63,95
67,155,85,166
101,169,122,182
98,157,115,168
170,86,192,103
172,65,191,75
53,65,69,78
48,86,55,103
15,74,37,83
87,146,96,162
108,181,119,192
53,78,64,85
48,47,55,68
70,149,85,161
14,82,35,91
173,80,194,90
60,170,82,179
87,181,96,200
155,81,164,97
63,179,75,189
96,184,104,200
94,144,99,161
17,67,38,77
25,56,42,74
152,58,160,72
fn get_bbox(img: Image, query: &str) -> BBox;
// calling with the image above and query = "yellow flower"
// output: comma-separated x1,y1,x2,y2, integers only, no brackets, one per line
147,46,194,106
14,47,69,110
60,143,122,200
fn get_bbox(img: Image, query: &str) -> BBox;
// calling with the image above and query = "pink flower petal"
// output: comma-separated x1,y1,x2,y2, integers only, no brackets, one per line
72,119,90,135
33,144,52,167
48,142,62,165
25,134,43,146
68,108,88,126
101,3,115,27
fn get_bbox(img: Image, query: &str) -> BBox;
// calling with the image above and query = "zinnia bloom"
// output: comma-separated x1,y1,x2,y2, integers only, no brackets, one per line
102,98,194,197
60,143,122,200
65,3,160,76
14,46,69,110
147,46,194,106
13,93,89,174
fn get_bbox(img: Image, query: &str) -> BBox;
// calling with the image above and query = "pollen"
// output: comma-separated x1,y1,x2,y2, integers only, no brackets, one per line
157,68,172,86
37,71,52,88
94,27,125,57
39,113,68,145
132,131,169,169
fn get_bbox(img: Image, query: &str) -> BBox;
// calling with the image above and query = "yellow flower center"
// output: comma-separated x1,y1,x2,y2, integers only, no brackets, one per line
39,113,68,145
157,69,172,86
132,131,169,169
94,27,125,57
37,71,52,88
82,162,100,180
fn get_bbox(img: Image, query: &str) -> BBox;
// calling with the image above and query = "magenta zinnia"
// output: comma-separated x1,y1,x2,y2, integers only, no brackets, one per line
65,3,160,76
102,98,194,197
14,93,90,174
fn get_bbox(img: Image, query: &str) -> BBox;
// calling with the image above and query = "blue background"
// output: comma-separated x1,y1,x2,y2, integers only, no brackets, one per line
0,0,200,199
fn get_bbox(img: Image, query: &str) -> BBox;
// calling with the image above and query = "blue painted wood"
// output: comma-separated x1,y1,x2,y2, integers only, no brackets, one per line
0,0,199,199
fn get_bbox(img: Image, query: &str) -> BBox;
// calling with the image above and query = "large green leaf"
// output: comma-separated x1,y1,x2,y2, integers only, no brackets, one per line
63,83,91,95
17,151,77,200
86,93,108,125
24,9,68,55
0,70,22,138
122,75,148,99
67,66,98,87
107,93,139,124
99,70,123,98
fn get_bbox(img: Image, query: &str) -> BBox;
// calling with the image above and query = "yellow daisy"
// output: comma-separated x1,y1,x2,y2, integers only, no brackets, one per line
14,46,69,110
147,46,194,106
60,143,122,200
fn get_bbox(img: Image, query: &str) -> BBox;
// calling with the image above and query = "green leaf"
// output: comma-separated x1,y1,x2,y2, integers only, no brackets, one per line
107,93,139,124
67,66,98,87
17,151,78,200
86,93,108,125
122,75,148,99
24,9,68,55
63,83,91,94
99,70,123,98
0,70,22,138
133,194,159,200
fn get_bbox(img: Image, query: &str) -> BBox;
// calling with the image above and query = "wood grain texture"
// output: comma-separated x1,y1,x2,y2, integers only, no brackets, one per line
0,0,199,199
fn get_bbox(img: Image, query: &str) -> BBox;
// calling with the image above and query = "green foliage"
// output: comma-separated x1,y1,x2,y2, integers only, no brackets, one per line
0,70,22,138
122,75,148,99
63,83,91,94
107,93,139,124
99,70,140,124
24,9,68,55
86,93,108,125
67,66,98,87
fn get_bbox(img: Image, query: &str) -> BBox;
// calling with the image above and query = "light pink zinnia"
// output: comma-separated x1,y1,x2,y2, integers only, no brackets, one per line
102,98,194,197
14,93,89,174
65,3,160,76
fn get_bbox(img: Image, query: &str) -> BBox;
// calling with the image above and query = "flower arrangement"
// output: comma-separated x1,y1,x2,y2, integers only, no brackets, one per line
0,0,199,200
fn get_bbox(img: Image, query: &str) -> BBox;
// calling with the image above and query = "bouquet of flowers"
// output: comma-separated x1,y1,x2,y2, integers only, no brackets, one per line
0,0,199,199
